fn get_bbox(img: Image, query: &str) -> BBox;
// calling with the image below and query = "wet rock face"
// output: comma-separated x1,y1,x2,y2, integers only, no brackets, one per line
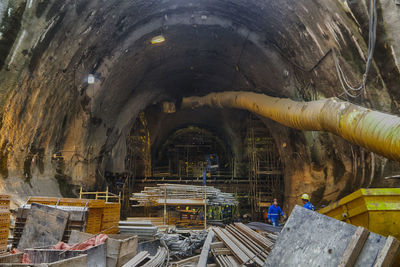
0,0,398,209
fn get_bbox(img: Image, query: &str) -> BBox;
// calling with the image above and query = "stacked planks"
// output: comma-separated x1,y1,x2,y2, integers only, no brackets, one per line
131,184,237,206
101,202,121,234
212,223,276,267
127,217,164,226
0,195,10,253
119,221,158,241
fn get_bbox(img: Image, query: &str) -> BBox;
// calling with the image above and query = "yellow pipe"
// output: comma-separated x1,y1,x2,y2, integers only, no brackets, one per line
181,91,400,161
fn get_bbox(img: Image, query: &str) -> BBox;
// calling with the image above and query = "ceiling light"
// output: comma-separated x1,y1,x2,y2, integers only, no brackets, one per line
151,35,166,44
87,74,95,84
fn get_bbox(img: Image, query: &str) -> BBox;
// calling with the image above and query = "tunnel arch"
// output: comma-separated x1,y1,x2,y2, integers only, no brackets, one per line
0,0,398,210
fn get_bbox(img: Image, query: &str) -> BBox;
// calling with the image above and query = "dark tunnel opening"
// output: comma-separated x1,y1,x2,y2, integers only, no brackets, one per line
107,102,285,218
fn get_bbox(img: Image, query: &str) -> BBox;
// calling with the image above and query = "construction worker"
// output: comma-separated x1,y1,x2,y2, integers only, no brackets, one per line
267,198,284,226
301,194,315,211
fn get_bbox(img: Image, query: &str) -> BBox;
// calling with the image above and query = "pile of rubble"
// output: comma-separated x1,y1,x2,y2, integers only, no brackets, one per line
1,191,399,267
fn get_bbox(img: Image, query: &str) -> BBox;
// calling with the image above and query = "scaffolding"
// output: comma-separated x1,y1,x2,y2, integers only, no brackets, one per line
245,115,284,217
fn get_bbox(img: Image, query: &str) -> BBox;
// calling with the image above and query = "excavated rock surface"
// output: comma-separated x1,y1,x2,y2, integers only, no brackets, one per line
0,0,398,209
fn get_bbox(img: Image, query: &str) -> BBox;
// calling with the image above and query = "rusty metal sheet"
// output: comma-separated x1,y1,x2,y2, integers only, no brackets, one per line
18,203,69,249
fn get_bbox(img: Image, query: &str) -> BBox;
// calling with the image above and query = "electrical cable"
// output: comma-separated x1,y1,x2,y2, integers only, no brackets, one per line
334,0,377,98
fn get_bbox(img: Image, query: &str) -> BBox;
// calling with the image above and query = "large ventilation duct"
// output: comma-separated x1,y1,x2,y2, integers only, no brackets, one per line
182,92,400,161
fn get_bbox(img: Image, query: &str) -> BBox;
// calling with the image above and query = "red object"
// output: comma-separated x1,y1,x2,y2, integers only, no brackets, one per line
51,234,108,251
11,248,31,263
22,253,32,263
53,242,71,250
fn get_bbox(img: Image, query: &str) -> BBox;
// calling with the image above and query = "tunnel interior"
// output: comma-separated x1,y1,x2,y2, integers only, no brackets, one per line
119,105,285,215
0,0,399,215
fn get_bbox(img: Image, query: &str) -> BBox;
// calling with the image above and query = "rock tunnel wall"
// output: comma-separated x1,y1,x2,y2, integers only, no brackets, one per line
0,0,398,210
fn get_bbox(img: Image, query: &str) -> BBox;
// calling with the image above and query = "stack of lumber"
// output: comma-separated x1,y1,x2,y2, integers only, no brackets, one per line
101,202,121,234
127,217,164,226
119,221,158,241
0,195,10,253
211,223,276,267
247,221,282,233
131,184,237,206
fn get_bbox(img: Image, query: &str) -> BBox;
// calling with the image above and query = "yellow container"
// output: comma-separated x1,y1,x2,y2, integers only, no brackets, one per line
319,188,400,239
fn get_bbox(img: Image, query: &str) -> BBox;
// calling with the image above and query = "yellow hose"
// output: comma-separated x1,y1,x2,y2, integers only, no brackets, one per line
181,91,400,161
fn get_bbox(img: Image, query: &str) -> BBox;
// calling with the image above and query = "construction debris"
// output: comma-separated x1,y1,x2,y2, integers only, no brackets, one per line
212,223,275,267
197,229,214,267
156,230,207,259
131,184,237,206
0,252,88,266
142,246,168,267
13,203,88,247
18,203,69,250
246,221,282,234
123,246,168,267
264,205,400,266
3,190,400,267
127,217,164,226
122,251,149,267
68,230,138,267
119,221,158,241
24,242,106,267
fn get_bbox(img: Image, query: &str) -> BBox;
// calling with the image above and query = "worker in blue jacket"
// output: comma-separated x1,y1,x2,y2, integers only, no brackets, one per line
301,194,315,211
267,198,284,226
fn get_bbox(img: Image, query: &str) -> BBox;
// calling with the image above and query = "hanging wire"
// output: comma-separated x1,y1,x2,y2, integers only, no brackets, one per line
334,0,377,98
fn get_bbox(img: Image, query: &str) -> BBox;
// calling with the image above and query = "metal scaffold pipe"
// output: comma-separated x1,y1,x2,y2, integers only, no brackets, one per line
181,91,400,161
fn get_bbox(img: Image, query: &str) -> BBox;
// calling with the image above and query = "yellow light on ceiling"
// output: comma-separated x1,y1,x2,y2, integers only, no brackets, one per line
151,35,166,44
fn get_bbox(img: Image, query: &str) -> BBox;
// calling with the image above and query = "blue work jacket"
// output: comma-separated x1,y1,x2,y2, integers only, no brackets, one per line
304,201,315,211
268,205,284,220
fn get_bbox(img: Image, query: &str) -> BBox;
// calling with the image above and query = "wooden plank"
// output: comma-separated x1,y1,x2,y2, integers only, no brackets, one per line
210,242,224,249
213,228,250,264
220,228,264,266
373,236,400,267
122,251,149,267
212,248,232,256
225,226,268,261
197,228,214,267
18,203,69,250
338,226,370,267
171,255,200,266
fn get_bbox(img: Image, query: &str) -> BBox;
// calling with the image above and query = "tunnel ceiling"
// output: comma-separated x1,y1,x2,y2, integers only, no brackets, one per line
0,0,399,207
